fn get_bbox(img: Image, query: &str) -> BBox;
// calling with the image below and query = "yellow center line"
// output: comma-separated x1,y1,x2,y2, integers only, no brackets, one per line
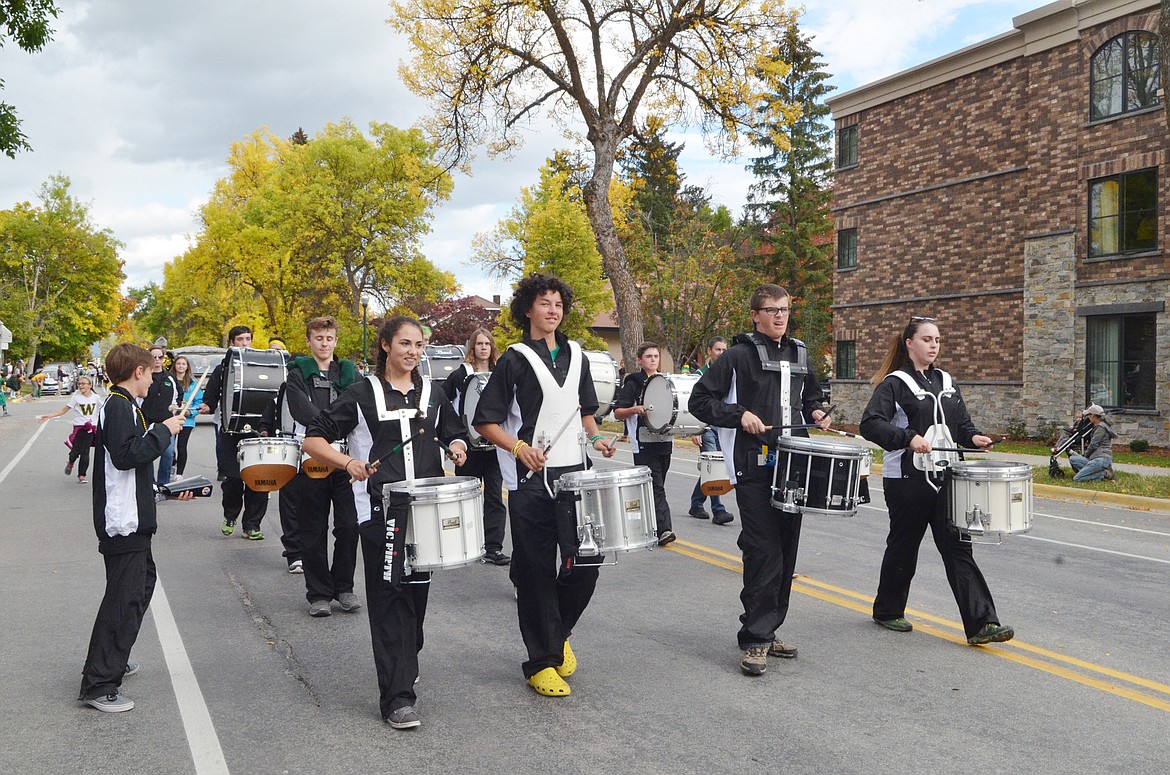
664,538,1170,712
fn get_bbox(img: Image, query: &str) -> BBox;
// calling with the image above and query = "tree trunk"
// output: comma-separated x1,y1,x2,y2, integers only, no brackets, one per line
582,143,645,371
1162,1,1170,130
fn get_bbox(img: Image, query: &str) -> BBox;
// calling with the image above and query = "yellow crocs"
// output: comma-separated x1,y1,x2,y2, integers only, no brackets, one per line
527,667,571,697
555,639,577,678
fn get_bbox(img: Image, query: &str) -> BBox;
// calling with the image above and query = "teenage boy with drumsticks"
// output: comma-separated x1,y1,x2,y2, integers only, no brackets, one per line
78,343,191,713
613,342,676,546
472,274,616,698
689,284,832,677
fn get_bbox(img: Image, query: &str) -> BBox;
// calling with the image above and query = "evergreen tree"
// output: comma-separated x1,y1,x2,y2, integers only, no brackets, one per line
619,117,684,249
745,18,835,378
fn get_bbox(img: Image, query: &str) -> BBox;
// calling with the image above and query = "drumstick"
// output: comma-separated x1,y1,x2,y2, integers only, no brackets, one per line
176,368,212,418
349,428,427,483
519,405,581,482
926,438,1005,454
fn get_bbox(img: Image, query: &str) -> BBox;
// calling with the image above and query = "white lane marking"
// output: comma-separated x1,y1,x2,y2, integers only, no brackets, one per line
0,420,49,486
151,579,230,775
1015,534,1170,565
1034,511,1170,538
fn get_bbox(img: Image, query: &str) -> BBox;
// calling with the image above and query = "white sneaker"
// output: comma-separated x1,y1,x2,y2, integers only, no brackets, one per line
288,560,303,574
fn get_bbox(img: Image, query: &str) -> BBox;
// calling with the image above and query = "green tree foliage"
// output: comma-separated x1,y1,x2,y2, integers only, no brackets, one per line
0,0,58,157
745,18,835,377
0,175,124,362
620,183,756,367
390,0,801,370
618,117,684,249
473,161,608,348
148,121,457,353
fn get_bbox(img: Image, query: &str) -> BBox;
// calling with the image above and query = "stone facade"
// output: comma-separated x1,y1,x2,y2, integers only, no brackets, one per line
828,0,1169,444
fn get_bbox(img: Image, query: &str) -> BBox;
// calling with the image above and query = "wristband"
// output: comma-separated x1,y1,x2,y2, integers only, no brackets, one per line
511,440,528,456
590,434,605,444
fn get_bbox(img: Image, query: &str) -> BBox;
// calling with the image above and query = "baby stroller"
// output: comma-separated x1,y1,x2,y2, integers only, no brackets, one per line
1049,416,1093,478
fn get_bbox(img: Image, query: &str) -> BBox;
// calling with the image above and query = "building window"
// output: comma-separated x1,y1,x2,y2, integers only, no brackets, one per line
837,228,857,269
837,125,858,168
1090,31,1160,121
1086,313,1157,409
1088,168,1157,257
835,340,856,380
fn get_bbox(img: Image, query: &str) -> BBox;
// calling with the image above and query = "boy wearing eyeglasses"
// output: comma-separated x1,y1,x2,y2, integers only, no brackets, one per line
689,284,831,677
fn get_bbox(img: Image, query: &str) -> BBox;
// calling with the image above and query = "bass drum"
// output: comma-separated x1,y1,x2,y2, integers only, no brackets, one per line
640,373,709,436
583,350,620,420
221,348,287,434
459,372,495,450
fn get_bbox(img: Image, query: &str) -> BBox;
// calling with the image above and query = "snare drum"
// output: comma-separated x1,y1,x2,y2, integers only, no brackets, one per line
698,451,733,496
556,466,657,558
302,440,348,479
946,461,1033,543
386,476,485,571
221,348,287,434
771,436,867,517
640,373,709,436
237,437,301,492
583,350,620,420
459,372,495,450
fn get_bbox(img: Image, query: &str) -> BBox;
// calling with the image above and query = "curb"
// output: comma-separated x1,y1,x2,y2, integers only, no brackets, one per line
1033,483,1170,513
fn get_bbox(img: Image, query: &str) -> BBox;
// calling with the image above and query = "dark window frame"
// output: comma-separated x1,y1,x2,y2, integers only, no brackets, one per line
836,125,858,169
1088,167,1158,258
1089,31,1161,121
835,340,857,380
837,228,858,270
1085,312,1158,410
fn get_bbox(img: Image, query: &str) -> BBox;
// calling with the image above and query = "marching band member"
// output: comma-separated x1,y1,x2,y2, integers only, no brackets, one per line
473,274,616,698
689,284,831,677
302,316,468,730
688,336,732,523
442,327,510,566
199,326,270,540
859,316,1013,645
142,346,180,487
283,317,361,616
613,342,676,545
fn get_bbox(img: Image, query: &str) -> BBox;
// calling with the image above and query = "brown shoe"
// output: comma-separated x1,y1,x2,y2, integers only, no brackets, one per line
740,646,768,676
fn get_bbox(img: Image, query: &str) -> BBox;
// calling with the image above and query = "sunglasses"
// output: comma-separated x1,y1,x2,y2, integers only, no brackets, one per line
909,316,936,323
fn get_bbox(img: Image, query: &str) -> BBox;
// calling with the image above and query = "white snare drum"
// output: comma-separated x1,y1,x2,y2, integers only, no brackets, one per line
640,373,709,436
237,437,301,492
556,466,657,559
459,372,495,450
302,440,348,479
698,451,733,496
583,350,620,420
947,461,1033,543
771,436,867,517
386,476,485,571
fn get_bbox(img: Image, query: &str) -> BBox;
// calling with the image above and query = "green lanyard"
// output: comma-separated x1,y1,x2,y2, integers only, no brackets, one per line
109,390,148,432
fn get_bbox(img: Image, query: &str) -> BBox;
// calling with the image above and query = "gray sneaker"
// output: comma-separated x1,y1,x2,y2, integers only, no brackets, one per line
336,593,362,612
309,600,332,617
124,659,140,677
740,646,768,676
386,705,421,729
84,693,135,713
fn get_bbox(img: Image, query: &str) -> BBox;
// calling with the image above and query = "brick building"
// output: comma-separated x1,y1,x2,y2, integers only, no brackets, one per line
826,0,1169,445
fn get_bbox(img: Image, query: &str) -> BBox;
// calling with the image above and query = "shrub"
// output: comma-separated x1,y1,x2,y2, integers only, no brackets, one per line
1004,417,1028,440
1130,439,1150,453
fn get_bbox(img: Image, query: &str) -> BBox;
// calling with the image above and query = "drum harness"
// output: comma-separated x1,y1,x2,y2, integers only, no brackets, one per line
886,369,958,492
367,374,433,584
744,333,808,467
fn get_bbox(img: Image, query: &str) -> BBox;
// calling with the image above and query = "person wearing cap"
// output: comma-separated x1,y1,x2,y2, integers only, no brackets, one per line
1069,404,1117,482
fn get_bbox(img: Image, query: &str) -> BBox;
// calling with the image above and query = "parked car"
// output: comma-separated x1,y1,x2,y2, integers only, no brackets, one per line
42,362,77,394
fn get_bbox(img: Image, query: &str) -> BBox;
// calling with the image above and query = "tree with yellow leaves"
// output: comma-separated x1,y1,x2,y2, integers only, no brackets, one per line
390,0,801,368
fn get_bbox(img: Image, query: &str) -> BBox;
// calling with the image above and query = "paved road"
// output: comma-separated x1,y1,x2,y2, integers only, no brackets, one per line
2,397,1168,774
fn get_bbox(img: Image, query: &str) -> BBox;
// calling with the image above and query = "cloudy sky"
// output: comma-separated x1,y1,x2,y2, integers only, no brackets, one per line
0,0,1039,303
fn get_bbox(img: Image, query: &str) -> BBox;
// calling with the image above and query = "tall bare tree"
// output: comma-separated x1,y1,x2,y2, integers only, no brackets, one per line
389,0,800,367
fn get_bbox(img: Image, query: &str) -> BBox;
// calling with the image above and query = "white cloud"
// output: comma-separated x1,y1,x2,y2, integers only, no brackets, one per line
1,0,1041,304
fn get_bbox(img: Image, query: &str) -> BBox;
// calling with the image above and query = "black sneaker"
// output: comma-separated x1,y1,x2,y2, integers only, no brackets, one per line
740,646,768,676
688,507,710,520
874,616,913,632
967,623,1014,645
65,461,74,475
712,512,733,525
482,550,511,566
657,530,677,547
386,705,421,729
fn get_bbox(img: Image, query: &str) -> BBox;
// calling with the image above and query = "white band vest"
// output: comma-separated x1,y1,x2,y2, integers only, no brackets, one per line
366,374,431,482
509,341,584,468
886,369,957,474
